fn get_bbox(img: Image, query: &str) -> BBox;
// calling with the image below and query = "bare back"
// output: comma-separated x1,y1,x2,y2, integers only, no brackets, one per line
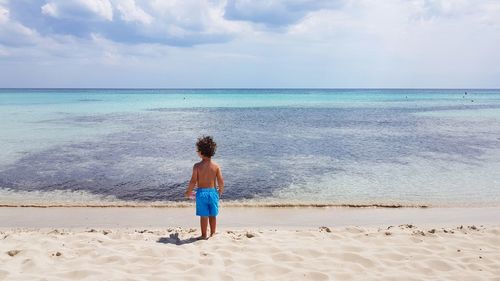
195,160,220,188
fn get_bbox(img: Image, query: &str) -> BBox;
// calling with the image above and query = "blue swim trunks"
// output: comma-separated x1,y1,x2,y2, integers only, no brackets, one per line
196,188,219,217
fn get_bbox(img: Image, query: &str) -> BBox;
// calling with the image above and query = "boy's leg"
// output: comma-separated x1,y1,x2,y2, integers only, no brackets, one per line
200,217,208,238
209,216,216,236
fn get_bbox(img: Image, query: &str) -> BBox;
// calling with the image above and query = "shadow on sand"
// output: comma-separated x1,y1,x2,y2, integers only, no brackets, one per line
157,233,204,245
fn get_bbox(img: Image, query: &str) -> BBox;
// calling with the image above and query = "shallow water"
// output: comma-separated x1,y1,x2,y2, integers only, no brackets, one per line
1,89,499,207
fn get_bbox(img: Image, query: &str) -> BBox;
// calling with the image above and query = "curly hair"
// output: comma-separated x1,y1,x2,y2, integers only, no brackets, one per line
196,135,217,157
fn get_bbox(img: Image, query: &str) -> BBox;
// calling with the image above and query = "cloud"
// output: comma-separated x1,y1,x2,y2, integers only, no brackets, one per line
3,0,345,47
0,23,37,46
41,0,113,21
115,0,152,25
224,0,343,27
408,0,500,28
478,1,500,27
40,2,57,17
0,5,8,23
4,0,239,47
0,3,40,46
411,0,474,18
0,46,8,56
1,0,500,88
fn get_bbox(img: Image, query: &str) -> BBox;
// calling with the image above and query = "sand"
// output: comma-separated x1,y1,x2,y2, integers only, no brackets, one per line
1,207,500,280
2,206,500,228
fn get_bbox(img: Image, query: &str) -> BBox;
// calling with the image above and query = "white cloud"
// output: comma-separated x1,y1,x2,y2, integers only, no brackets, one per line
0,5,8,23
41,3,58,17
0,46,9,56
411,0,473,17
0,25,38,46
120,0,244,45
476,1,500,28
1,0,500,87
149,0,224,31
41,0,113,21
115,0,153,25
83,0,113,21
224,0,342,27
0,5,39,47
31,0,243,46
408,0,500,29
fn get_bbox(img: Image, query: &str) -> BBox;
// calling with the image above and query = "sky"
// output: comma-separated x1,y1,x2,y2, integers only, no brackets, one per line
0,0,499,88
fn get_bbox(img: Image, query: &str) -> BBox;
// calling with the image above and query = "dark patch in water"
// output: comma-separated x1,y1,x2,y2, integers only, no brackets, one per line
1,105,500,202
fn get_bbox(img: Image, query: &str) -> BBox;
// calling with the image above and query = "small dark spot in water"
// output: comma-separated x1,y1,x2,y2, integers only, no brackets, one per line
78,99,103,102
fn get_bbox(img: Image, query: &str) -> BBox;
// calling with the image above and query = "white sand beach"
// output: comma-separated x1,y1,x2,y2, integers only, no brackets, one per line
1,207,500,280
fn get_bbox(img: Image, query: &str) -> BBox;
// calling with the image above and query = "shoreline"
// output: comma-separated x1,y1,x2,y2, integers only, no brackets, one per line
0,203,430,208
1,206,499,229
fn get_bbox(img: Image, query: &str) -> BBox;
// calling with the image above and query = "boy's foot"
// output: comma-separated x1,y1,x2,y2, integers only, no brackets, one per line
196,236,209,240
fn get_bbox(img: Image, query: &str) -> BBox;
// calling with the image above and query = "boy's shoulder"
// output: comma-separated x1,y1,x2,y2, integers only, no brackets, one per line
193,160,220,169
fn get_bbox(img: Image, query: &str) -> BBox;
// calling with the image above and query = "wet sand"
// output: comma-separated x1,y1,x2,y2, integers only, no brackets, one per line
1,206,499,228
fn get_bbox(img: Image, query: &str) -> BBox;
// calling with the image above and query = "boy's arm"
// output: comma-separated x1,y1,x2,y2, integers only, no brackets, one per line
185,165,197,198
216,166,224,196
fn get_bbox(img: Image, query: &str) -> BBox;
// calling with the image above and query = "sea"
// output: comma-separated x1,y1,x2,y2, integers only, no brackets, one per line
1,89,499,207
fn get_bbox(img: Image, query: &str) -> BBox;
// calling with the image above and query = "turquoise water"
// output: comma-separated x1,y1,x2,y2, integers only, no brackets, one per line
1,89,499,207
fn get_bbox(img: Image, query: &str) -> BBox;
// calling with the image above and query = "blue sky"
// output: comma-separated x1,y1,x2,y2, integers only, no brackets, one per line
0,0,499,88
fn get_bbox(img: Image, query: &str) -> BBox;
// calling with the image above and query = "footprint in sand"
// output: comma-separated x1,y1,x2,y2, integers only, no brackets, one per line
302,271,330,281
251,263,291,277
271,252,304,262
345,227,364,234
57,269,102,280
425,259,454,271
341,253,376,268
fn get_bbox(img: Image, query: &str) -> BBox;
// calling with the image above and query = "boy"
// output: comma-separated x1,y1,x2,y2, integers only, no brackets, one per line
185,136,224,239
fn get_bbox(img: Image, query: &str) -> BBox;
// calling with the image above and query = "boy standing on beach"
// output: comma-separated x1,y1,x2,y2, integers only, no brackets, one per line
185,136,224,239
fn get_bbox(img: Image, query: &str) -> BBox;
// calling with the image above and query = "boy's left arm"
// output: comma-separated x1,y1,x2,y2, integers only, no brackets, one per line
216,166,224,197
184,165,197,198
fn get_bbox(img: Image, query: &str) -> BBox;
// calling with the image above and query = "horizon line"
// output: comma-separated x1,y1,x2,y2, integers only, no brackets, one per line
1,87,499,90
